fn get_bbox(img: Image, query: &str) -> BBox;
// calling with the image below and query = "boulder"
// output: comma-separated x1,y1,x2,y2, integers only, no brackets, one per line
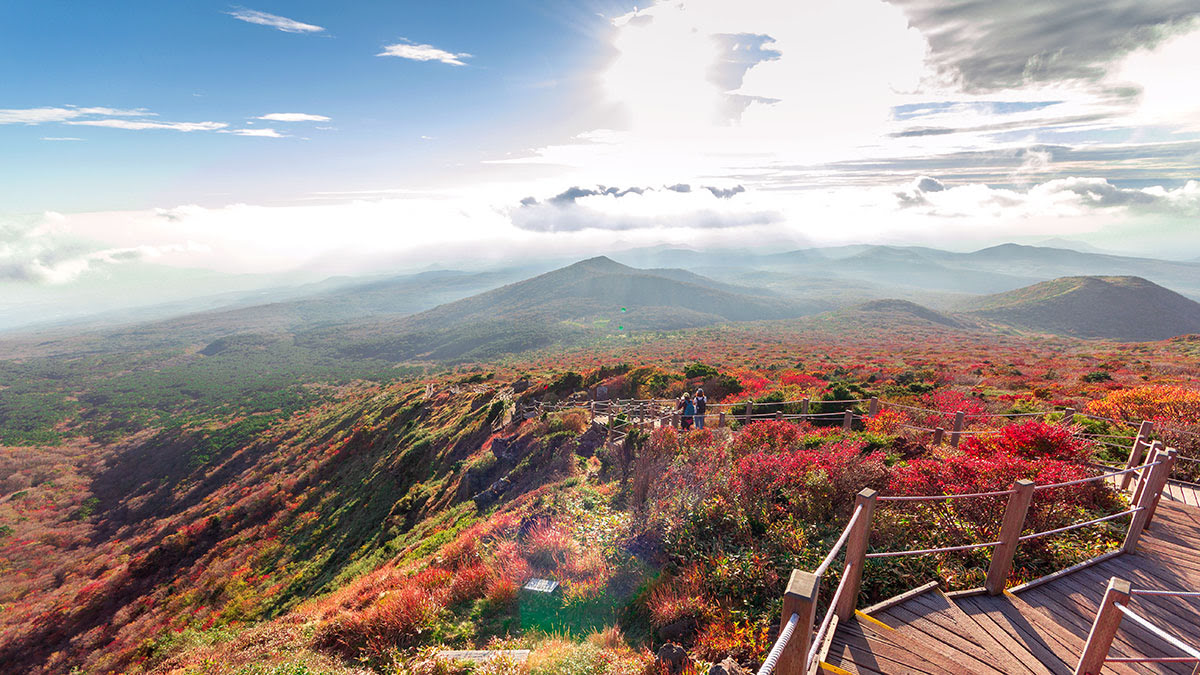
657,616,698,644
655,643,689,675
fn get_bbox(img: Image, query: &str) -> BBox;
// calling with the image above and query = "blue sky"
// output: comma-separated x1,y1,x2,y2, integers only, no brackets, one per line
1,1,633,211
3,0,1200,327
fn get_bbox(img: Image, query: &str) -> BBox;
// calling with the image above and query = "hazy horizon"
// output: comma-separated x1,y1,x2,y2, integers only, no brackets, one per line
4,1,1200,327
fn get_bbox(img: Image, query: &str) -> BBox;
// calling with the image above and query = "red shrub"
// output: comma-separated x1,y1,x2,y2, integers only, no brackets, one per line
864,410,908,435
439,525,482,570
313,584,447,656
961,420,1091,462
412,566,452,591
448,563,491,605
781,372,825,388
485,576,519,607
694,614,772,664
886,449,1119,542
646,574,707,629
735,439,886,521
523,523,577,570
491,540,531,585
729,420,809,457
916,390,986,428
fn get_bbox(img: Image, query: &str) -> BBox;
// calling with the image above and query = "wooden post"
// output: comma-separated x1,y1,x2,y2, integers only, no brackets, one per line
932,427,945,446
745,401,754,424
1131,441,1164,508
1074,577,1131,675
718,411,726,428
672,413,680,429
776,570,819,675
842,410,853,432
986,479,1035,595
1062,407,1076,424
834,489,877,621
1143,448,1177,530
801,399,810,417
950,411,965,447
868,397,880,417
1124,447,1173,553
776,410,783,422
589,401,596,422
1121,421,1153,490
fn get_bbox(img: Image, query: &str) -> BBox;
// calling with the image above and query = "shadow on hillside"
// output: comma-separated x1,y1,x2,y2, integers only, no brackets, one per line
88,429,263,544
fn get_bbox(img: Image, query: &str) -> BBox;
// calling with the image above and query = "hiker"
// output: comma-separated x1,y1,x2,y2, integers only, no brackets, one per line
693,388,707,429
679,392,695,430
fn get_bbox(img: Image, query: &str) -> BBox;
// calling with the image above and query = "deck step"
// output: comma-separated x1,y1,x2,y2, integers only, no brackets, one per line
822,611,978,675
954,593,1087,675
824,499,1200,674
870,587,1051,675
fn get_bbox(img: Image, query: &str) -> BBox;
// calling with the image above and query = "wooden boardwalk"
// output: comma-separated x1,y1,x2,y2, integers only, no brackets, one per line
1161,480,1200,508
824,498,1200,674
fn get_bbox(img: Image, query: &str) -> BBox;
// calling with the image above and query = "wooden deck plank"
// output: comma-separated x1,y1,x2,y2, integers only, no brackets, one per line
955,595,1074,675
829,496,1200,675
1006,585,1157,675
1070,564,1200,650
930,589,1050,675
874,598,1012,674
827,621,959,675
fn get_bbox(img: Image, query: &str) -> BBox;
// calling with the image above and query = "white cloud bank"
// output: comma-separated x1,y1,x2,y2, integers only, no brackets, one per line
9,173,1198,289
257,113,330,122
378,40,471,66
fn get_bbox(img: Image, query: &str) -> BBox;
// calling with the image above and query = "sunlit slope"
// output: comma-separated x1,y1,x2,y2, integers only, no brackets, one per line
961,276,1200,341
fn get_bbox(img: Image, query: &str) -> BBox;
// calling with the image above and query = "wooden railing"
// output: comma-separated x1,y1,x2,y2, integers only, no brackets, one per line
525,395,1097,448
1076,578,1200,674
516,395,1197,673
757,445,1179,675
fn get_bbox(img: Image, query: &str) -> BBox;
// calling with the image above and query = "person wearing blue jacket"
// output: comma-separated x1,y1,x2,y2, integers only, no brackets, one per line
679,392,695,430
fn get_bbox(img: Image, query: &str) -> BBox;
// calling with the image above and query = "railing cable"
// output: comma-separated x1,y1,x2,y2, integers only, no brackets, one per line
1113,603,1200,662
756,611,800,675
1018,508,1141,542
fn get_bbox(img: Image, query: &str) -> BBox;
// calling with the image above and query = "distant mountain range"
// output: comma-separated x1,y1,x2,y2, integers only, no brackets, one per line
959,276,1200,341
615,242,1200,302
6,245,1200,361
317,256,828,361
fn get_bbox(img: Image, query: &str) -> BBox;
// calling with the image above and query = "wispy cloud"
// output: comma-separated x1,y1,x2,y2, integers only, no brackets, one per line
378,40,470,66
65,119,227,132
256,112,330,122
3,106,226,133
41,137,85,142
226,8,324,34
0,106,146,125
223,128,285,137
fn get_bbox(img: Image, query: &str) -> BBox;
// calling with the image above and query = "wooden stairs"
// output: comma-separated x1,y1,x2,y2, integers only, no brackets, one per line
820,499,1200,675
